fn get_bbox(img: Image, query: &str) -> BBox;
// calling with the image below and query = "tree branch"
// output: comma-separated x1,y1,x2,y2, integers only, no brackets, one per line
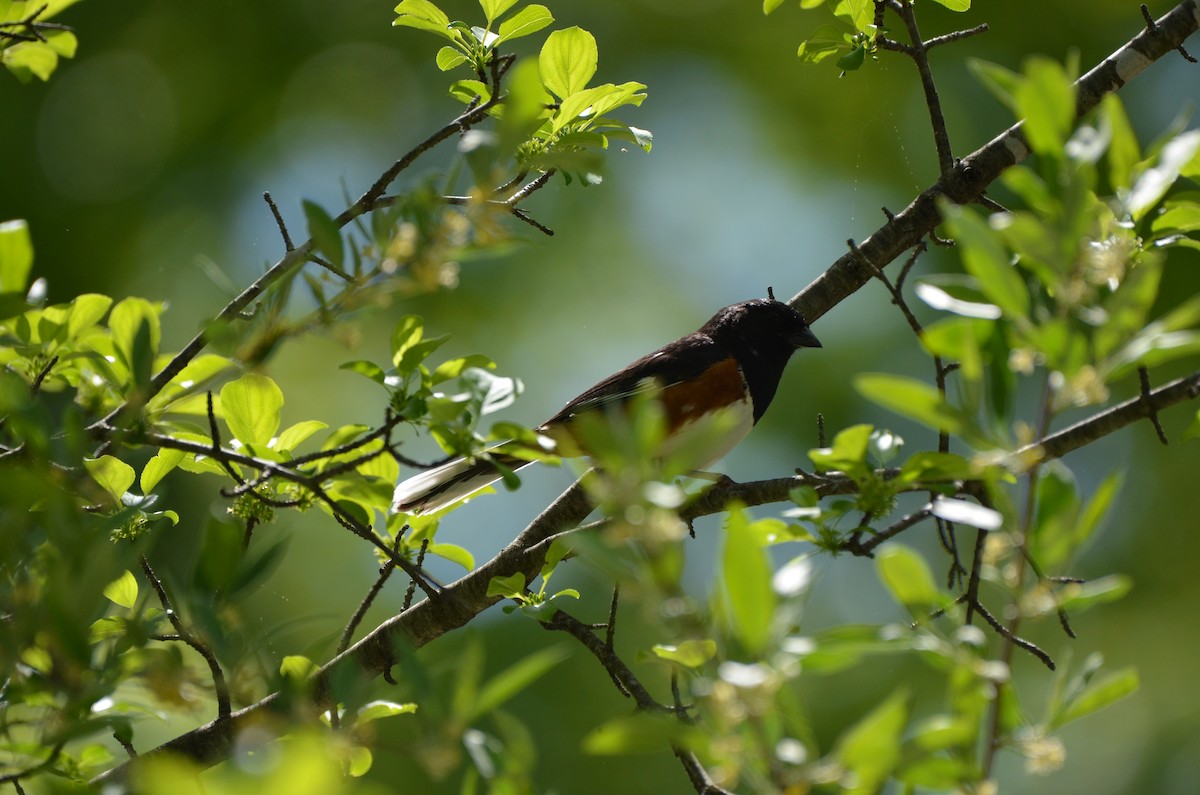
789,0,1200,326
92,5,1200,783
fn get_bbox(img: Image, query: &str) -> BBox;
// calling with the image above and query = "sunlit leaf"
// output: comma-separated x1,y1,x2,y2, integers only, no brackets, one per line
722,506,776,654
340,359,388,385
854,374,976,439
651,639,718,668
220,373,283,447
479,0,519,26
280,655,317,680
355,700,418,724
487,572,527,600
833,688,910,793
85,455,136,504
582,713,702,755
141,448,185,493
539,27,597,100
435,46,469,71
103,570,139,609
393,0,455,41
496,4,553,43
940,202,1029,319
345,745,373,777
808,423,873,476
275,420,329,453
0,219,33,293
1014,56,1075,156
797,24,848,65
833,0,872,33
877,545,940,612
428,542,475,570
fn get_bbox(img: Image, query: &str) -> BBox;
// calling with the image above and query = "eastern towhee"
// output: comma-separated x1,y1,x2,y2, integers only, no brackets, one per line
392,298,821,515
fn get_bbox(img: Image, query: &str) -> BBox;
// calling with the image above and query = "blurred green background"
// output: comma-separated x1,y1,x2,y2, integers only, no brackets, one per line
5,1,1200,792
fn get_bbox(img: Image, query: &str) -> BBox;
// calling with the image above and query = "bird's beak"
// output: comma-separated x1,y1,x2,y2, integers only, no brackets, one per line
793,326,822,349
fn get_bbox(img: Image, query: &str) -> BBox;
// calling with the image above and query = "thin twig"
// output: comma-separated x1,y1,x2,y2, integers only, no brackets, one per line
263,192,294,250
140,556,232,721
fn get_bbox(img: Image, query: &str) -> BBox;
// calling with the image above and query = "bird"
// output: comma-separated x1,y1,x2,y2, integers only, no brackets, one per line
392,297,821,515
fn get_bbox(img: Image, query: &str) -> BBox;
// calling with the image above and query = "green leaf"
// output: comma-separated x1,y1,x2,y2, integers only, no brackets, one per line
431,354,494,384
896,451,975,485
651,639,717,668
797,23,848,65
487,572,527,600
103,570,139,609
1052,668,1139,727
393,0,455,41
141,448,185,493
929,0,969,9
921,317,989,385
940,202,1029,319
764,0,786,11
340,359,389,385
0,219,33,293
496,4,553,43
1101,95,1140,192
1015,56,1075,156
3,41,60,82
968,58,1020,109
66,294,115,339
539,27,597,100
108,298,162,375
479,0,519,25
1127,129,1200,220
280,655,317,680
45,29,78,58
808,423,873,476
435,46,469,71
390,315,425,368
1056,574,1132,613
468,645,571,721
355,700,418,724
722,506,776,654
833,0,872,33
220,373,284,447
854,374,973,438
582,713,702,755
275,420,329,453
837,44,867,72
302,200,344,270
85,455,136,504
428,542,475,570
90,616,127,643
833,688,910,794
876,545,939,612
449,78,492,105
346,746,373,778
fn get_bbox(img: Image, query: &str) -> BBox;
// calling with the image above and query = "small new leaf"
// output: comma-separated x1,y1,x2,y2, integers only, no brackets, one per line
487,572,527,600
302,200,344,270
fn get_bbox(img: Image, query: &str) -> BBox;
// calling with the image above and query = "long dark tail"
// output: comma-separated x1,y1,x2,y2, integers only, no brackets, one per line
391,449,534,515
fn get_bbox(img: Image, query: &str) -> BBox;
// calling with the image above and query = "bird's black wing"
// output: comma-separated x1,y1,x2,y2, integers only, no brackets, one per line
542,332,728,425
